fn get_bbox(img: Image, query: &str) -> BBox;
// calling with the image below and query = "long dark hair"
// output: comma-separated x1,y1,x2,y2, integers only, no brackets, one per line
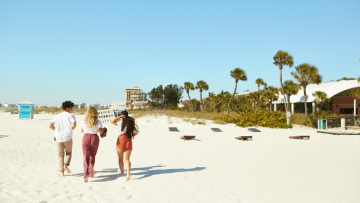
121,116,138,139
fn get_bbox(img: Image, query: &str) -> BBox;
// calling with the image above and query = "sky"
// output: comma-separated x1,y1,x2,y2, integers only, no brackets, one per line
0,0,359,106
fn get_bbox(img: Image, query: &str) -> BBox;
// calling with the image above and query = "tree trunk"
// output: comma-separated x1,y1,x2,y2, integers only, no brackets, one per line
200,89,203,114
304,86,308,116
279,67,287,110
258,85,260,91
227,81,238,115
187,91,194,113
287,94,291,111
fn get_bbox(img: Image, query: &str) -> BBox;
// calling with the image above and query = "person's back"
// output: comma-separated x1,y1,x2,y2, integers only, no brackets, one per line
49,101,76,177
52,112,76,142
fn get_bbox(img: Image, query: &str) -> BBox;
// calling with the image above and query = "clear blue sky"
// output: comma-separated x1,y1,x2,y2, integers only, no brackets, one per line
1,0,359,106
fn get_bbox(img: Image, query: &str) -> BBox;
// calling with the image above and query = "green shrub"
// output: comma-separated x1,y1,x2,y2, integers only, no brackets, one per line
214,110,292,129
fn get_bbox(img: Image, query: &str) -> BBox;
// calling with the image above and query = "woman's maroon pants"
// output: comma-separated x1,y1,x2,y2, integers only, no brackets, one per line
82,133,99,178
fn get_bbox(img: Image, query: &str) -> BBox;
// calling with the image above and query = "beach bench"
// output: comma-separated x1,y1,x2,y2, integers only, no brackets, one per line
289,136,310,140
180,136,195,141
211,128,222,132
169,127,179,132
248,128,261,132
235,136,252,141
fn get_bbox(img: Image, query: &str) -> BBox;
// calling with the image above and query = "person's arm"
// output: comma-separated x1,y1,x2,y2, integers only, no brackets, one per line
81,128,84,133
111,115,124,126
49,122,55,130
98,127,105,134
133,131,138,136
72,122,76,130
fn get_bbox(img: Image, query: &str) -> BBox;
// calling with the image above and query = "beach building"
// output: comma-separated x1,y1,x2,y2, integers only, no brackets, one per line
111,102,128,111
89,103,100,109
4,103,16,108
273,80,360,115
234,90,257,98
133,102,147,110
17,101,35,119
125,86,147,105
178,100,191,108
77,103,86,109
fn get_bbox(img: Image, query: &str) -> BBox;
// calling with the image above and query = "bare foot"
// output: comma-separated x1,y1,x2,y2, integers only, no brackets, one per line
64,165,71,174
59,172,64,177
126,175,131,181
84,177,88,183
120,173,125,176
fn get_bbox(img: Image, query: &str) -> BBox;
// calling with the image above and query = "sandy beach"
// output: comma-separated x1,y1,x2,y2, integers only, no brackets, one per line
1,112,360,203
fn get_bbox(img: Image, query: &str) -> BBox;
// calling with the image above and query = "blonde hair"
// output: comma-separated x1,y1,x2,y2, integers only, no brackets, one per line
84,105,99,129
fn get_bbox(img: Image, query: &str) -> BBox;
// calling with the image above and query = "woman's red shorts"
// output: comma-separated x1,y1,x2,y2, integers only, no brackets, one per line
116,133,132,150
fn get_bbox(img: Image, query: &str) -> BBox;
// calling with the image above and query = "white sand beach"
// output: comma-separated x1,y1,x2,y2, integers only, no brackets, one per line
1,112,360,203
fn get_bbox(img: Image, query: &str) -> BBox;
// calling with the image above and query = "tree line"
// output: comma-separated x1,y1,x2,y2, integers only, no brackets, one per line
146,50,360,116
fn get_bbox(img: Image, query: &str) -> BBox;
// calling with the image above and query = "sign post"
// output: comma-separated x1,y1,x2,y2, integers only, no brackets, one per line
286,111,291,125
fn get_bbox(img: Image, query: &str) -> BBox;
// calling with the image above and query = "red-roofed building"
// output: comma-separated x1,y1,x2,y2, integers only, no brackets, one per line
178,100,191,108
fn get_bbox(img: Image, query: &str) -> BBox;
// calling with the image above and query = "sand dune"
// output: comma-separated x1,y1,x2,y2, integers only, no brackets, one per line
0,112,360,203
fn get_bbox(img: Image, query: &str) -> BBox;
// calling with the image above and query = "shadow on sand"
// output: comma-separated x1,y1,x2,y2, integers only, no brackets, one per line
74,165,206,182
0,135,9,138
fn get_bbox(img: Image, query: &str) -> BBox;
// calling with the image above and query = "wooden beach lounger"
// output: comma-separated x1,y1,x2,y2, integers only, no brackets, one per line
180,136,195,141
289,136,310,140
235,136,253,141
248,128,261,132
211,128,222,132
169,127,179,132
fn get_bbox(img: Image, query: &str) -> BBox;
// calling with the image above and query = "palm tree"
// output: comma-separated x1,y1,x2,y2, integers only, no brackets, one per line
273,51,294,111
195,80,209,113
283,80,300,112
312,91,327,112
264,86,279,111
263,82,268,90
248,91,262,110
180,82,195,112
291,63,322,116
227,68,247,115
255,78,264,91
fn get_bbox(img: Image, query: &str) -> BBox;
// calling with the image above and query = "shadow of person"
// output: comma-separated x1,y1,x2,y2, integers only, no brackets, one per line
91,166,206,182
133,167,206,180
0,135,9,138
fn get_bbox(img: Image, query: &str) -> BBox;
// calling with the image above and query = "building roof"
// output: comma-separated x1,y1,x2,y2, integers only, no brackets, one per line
17,101,35,105
235,90,257,97
179,100,191,104
273,80,360,104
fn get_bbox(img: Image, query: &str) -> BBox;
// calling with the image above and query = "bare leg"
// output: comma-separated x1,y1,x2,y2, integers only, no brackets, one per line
84,177,88,183
64,163,71,174
117,149,125,175
123,150,132,181
59,171,64,177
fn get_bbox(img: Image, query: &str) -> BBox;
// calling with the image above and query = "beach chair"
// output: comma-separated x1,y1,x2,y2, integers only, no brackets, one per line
248,128,261,132
180,136,195,141
289,136,310,140
169,127,179,132
211,128,222,132
235,136,252,141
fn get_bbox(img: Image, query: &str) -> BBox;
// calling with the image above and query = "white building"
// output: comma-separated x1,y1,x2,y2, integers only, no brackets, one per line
77,103,86,109
125,86,147,105
89,103,100,109
111,102,128,111
4,103,16,108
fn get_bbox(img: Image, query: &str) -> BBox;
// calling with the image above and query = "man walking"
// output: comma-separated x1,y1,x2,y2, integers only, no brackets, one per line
49,101,77,177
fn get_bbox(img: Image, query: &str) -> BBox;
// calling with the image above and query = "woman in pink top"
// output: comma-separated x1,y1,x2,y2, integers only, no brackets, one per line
81,105,105,183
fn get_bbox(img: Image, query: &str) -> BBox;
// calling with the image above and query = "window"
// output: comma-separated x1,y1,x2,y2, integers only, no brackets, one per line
340,108,358,114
